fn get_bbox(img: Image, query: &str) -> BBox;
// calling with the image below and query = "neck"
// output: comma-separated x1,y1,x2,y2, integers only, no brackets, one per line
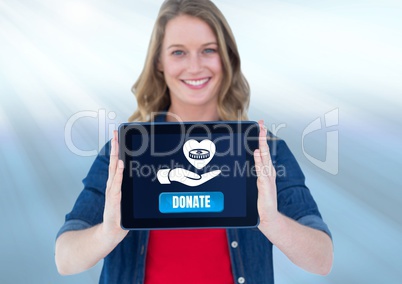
166,104,220,122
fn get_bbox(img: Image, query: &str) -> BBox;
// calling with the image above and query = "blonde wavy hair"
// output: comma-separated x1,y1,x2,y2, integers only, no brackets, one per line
128,0,250,122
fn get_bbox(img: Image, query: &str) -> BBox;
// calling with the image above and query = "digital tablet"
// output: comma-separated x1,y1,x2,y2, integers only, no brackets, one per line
119,121,259,230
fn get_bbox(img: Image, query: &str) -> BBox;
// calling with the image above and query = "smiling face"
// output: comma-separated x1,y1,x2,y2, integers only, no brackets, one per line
158,15,223,114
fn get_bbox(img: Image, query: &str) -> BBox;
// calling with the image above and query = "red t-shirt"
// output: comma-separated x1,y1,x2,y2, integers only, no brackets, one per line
145,229,234,284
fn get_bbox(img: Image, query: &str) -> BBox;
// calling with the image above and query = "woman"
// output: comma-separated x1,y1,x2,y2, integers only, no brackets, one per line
55,0,333,283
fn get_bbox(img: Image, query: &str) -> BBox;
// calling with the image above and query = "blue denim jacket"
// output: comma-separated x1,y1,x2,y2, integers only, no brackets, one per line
57,118,331,284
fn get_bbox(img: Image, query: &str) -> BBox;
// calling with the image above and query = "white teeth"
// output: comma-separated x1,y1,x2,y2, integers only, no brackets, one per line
183,78,209,86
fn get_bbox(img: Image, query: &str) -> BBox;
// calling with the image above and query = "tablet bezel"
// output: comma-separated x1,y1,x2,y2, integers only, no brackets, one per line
119,121,259,230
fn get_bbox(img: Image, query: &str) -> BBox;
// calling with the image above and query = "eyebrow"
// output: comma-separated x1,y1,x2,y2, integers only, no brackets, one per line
167,42,218,50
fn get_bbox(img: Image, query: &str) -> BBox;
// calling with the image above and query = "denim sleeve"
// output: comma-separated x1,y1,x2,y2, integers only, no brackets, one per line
269,136,332,239
56,141,111,239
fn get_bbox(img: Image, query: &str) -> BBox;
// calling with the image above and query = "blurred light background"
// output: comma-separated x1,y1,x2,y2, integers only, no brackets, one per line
1,0,401,283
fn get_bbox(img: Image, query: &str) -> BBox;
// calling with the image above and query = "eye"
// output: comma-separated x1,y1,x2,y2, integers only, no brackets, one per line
172,50,185,56
203,48,217,54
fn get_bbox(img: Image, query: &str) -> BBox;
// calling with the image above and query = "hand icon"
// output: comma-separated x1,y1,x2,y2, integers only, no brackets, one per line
157,168,221,187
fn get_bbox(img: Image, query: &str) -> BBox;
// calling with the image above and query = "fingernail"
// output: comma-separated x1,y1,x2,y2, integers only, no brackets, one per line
118,160,124,169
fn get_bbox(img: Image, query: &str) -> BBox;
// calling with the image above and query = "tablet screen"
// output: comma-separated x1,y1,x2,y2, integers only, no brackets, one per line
119,121,259,229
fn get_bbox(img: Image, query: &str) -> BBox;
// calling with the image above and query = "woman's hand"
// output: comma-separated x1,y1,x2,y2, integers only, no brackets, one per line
254,120,280,229
55,130,128,275
253,120,333,275
102,130,128,244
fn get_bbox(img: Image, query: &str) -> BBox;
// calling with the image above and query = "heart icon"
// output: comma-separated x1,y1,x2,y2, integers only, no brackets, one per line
183,139,216,169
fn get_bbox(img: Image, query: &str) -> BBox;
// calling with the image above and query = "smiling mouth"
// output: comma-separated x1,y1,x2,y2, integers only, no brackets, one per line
182,78,210,87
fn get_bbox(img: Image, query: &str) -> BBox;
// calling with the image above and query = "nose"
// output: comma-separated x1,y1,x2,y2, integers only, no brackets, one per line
187,53,202,73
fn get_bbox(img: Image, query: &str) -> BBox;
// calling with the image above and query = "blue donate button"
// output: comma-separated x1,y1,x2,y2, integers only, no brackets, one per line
159,192,224,213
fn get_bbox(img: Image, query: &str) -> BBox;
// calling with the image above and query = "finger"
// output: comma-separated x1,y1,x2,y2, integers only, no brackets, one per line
104,160,124,231
254,149,264,178
110,160,124,198
107,131,119,188
258,120,275,178
186,170,221,187
254,149,273,179
183,169,202,180
200,170,221,182
170,168,201,182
